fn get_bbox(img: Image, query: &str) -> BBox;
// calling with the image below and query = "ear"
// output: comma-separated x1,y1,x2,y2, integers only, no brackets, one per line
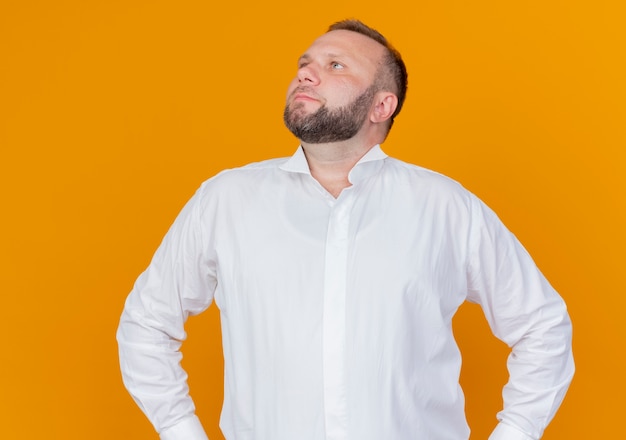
370,92,398,124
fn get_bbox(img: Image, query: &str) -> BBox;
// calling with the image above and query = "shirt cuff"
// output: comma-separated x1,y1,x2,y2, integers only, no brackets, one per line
160,415,209,440
488,422,536,440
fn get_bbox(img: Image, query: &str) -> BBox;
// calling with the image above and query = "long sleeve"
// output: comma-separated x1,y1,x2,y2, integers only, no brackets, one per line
466,194,574,439
116,186,217,439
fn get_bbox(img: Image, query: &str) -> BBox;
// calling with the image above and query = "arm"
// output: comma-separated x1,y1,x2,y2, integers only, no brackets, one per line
117,186,217,439
466,195,574,440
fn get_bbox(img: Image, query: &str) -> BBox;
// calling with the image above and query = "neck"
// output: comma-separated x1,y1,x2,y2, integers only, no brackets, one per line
301,137,377,198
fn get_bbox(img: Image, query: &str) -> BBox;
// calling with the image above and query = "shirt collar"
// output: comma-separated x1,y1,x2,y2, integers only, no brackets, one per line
279,144,388,184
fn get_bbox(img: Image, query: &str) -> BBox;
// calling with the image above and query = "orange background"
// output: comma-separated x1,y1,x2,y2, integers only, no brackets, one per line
1,1,624,438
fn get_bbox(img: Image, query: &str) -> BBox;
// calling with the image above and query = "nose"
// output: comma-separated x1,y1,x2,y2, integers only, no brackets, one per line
297,63,320,85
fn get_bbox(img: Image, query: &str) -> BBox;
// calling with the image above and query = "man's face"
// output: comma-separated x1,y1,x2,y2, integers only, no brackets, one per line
283,30,385,144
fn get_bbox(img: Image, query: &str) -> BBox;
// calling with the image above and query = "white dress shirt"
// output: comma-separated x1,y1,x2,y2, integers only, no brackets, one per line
117,145,574,440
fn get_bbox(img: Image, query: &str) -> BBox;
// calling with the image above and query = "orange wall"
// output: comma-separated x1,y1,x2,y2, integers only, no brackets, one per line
1,1,624,438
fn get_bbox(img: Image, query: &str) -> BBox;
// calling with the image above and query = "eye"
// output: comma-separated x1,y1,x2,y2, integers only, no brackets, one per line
331,61,344,70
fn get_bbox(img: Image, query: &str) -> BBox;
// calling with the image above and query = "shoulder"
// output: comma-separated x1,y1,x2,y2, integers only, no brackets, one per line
382,156,473,201
216,156,289,179
197,156,288,190
385,158,506,228
183,156,294,214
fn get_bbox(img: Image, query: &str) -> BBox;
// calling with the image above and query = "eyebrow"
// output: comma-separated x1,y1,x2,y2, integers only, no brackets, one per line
297,52,346,66
297,54,311,65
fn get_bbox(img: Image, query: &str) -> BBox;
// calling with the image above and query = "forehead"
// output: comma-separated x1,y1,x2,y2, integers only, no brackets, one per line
302,30,385,70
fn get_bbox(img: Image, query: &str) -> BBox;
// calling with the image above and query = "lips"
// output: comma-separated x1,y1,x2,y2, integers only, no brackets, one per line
294,93,317,102
290,87,320,103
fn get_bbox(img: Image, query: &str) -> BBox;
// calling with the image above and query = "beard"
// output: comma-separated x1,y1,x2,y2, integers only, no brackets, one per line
283,85,377,144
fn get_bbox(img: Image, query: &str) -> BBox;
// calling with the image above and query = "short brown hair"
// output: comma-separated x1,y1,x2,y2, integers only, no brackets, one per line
328,19,408,128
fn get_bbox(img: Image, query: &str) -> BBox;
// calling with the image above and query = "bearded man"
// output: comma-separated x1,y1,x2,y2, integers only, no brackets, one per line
117,19,574,440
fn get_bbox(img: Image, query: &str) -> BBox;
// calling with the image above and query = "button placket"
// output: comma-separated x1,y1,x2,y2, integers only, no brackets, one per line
322,190,354,440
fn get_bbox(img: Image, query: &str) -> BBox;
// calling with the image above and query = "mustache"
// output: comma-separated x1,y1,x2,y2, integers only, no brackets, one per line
288,86,321,101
